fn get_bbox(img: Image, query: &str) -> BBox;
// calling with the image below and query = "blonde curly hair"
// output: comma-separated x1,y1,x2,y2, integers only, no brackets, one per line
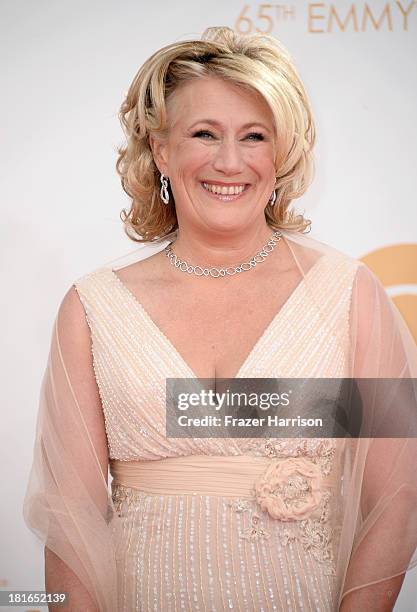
116,26,315,242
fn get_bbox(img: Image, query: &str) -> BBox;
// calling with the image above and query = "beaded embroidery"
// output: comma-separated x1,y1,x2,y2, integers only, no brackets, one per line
112,484,148,517
227,498,251,513
279,490,335,576
229,443,338,576
300,519,334,574
259,438,336,476
240,513,270,542
279,474,310,499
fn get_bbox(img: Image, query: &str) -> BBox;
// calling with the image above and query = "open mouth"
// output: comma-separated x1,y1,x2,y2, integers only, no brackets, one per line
201,182,250,201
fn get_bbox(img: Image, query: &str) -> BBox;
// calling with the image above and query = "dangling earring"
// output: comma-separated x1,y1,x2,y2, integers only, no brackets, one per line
269,188,277,206
160,173,170,205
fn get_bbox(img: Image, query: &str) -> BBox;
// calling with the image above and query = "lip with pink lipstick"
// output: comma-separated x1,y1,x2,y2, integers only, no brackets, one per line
200,180,250,201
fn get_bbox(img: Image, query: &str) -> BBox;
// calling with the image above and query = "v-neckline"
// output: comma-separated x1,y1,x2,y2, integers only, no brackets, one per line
105,255,325,380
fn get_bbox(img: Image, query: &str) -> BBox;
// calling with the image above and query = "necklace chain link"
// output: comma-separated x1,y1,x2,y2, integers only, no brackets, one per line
164,230,282,278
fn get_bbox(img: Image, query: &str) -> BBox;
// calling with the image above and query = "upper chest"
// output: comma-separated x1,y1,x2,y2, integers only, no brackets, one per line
111,261,304,379
75,253,356,403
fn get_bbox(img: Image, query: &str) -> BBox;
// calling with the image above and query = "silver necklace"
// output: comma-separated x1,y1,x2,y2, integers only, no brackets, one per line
164,230,282,278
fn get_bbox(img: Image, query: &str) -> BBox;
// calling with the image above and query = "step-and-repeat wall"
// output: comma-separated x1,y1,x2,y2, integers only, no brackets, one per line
2,1,416,609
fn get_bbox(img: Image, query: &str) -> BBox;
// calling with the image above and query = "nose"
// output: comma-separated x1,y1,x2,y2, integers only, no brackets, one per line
212,138,245,175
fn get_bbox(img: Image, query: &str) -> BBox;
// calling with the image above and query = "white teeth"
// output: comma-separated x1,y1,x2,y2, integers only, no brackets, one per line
202,182,246,195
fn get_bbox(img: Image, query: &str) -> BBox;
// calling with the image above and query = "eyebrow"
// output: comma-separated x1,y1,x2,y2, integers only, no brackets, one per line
188,119,272,133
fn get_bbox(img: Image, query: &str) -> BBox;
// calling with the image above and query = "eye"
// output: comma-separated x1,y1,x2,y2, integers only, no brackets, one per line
246,132,264,141
191,130,265,141
193,130,215,139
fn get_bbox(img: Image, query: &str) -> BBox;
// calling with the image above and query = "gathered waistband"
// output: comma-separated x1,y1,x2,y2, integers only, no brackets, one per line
110,455,338,497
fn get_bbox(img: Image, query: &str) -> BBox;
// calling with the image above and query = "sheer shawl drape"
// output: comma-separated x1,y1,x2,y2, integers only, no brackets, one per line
23,228,417,610
285,231,417,609
23,290,119,610
23,235,175,611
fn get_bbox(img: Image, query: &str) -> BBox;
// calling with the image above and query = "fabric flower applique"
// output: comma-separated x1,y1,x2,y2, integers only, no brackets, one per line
226,454,336,575
254,457,323,521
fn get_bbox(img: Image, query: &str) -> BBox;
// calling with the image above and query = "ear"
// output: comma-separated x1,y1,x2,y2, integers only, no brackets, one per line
149,134,169,176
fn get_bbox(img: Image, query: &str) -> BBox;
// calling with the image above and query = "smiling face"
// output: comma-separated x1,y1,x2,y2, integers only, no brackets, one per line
150,76,277,235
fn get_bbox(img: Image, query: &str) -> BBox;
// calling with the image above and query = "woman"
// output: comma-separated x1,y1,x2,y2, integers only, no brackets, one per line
23,26,417,611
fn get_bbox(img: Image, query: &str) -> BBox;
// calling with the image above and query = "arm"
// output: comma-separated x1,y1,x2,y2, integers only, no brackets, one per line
43,286,109,611
339,438,411,611
340,436,417,612
340,265,417,610
339,574,405,611
45,547,98,612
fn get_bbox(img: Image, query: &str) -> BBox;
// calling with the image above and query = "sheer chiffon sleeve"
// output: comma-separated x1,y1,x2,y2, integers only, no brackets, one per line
23,286,120,611
339,263,417,609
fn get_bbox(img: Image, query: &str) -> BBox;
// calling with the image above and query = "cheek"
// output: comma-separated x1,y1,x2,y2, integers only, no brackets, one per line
174,145,212,179
248,152,276,181
245,141,275,162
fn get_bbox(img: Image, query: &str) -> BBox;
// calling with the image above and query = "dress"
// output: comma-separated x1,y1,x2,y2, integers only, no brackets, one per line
72,252,356,612
23,231,417,612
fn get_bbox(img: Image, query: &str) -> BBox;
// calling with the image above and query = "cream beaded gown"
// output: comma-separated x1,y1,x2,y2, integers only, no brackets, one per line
23,230,417,612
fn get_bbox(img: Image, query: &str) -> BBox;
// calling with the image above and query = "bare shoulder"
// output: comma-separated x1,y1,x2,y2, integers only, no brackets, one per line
113,250,169,289
57,285,92,354
55,285,106,400
55,287,108,441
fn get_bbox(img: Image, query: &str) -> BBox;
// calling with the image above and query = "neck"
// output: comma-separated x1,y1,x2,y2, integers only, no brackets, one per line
170,223,276,267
